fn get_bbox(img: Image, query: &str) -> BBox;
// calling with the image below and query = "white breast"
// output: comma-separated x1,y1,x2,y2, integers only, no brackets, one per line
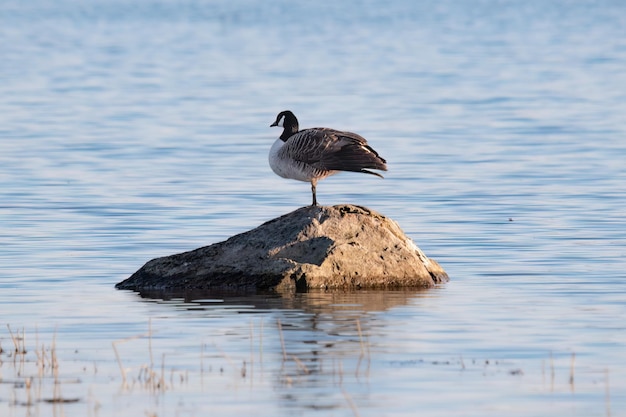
269,138,304,181
269,138,326,182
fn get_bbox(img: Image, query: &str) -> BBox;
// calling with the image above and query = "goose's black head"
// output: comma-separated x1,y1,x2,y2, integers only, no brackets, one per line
270,110,299,141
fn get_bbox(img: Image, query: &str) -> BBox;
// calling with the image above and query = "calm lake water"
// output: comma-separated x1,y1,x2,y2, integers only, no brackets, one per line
1,0,625,415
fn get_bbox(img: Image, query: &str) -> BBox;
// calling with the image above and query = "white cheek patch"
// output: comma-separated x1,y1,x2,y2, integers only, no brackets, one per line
277,116,284,127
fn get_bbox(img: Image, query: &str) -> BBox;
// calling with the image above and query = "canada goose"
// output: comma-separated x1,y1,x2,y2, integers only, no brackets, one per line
269,110,387,206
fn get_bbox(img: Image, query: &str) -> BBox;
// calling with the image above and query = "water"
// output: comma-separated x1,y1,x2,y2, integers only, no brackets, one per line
1,0,625,415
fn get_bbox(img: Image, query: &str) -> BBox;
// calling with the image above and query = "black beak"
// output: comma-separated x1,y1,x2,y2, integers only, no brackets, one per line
270,121,278,127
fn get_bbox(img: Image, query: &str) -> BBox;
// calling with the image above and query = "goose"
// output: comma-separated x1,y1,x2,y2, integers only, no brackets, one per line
269,110,387,206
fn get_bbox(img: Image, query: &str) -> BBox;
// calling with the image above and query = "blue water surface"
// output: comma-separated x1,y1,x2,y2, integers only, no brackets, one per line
1,1,625,416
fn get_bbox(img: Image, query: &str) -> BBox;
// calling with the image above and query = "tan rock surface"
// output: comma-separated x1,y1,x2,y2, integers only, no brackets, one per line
115,204,448,292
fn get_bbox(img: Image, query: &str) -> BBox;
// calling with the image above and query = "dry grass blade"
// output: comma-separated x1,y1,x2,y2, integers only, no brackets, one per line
569,352,576,390
277,318,287,362
111,332,150,390
355,319,370,377
342,388,361,417
291,355,310,375
605,369,611,417
6,324,26,354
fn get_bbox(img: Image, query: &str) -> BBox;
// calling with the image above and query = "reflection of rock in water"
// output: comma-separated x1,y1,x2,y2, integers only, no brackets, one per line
273,290,433,412
133,287,431,315
116,204,448,292
133,288,434,412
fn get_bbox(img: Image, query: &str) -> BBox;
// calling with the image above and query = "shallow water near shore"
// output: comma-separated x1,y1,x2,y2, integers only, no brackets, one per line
1,0,626,416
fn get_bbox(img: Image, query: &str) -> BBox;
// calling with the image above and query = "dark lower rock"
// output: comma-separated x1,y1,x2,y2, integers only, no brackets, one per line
115,204,449,292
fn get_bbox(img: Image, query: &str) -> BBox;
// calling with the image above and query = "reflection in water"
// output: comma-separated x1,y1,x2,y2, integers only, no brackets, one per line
132,289,437,412
134,287,434,314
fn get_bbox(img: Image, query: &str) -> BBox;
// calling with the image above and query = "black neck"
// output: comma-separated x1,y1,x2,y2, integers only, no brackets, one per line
280,112,299,141
280,124,299,141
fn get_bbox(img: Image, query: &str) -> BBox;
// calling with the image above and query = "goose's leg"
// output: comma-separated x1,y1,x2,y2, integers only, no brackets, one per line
311,179,318,206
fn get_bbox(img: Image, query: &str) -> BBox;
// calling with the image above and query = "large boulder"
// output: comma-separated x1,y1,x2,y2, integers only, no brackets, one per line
115,204,448,292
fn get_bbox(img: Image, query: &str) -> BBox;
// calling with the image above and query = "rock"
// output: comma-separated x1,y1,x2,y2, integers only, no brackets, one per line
115,204,448,292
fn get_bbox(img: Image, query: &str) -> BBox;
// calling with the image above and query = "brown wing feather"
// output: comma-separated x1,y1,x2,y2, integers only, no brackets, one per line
279,127,387,175
317,129,387,173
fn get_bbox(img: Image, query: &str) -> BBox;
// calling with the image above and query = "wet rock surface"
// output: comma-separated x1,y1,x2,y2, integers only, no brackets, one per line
115,204,449,292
